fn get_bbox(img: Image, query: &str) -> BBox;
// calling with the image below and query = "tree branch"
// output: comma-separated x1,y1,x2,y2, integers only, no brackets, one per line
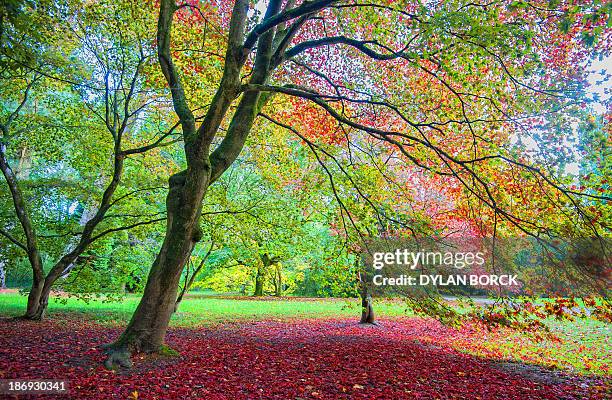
243,0,336,53
157,0,195,133
0,227,27,251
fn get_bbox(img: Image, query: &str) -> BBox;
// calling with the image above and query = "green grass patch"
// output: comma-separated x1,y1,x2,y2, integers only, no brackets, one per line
0,292,411,326
455,318,611,375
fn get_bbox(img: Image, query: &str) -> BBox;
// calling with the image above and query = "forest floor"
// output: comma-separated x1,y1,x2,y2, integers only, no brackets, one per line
0,293,610,399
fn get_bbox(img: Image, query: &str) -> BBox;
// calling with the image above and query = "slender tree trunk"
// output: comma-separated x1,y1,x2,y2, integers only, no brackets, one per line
0,142,46,319
274,264,282,297
2,126,127,320
26,256,71,319
358,261,376,325
174,244,211,313
28,149,126,320
360,292,376,324
253,265,264,296
173,292,184,313
173,261,190,314
0,259,6,289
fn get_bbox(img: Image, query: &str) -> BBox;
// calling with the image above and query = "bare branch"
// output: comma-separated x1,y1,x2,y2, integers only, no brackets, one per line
243,0,336,53
89,217,166,244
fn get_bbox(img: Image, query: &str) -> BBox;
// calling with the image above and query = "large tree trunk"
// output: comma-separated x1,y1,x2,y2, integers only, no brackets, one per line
102,0,277,370
28,275,56,320
24,276,45,318
104,169,209,368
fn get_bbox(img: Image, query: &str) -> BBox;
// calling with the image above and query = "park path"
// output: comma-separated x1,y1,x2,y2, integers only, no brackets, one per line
0,317,607,399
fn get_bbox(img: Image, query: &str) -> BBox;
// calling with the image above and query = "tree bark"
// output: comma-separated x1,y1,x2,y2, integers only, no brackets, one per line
273,264,282,296
25,278,45,317
0,141,46,318
360,292,376,324
253,264,265,296
28,267,61,320
104,168,209,368
358,261,376,325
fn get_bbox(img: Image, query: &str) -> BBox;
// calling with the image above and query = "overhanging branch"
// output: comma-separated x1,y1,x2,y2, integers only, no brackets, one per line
0,227,27,252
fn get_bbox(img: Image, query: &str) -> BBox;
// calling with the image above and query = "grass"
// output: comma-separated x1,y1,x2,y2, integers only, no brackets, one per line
1,292,609,376
0,291,411,326
447,317,611,375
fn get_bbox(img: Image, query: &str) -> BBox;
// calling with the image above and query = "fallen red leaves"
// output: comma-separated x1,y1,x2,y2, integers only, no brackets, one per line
0,318,608,399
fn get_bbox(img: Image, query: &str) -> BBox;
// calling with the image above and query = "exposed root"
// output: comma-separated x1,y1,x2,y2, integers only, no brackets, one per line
19,314,44,321
102,341,177,370
103,348,133,370
22,306,47,321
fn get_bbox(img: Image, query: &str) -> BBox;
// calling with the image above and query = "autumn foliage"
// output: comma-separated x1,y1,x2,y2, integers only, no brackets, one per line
0,316,609,399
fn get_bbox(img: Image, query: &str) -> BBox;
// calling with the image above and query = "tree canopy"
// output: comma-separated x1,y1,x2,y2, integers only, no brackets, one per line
0,0,609,369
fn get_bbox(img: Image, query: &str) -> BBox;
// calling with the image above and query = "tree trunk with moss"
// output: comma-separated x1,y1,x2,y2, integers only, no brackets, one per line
103,0,333,368
273,264,282,297
105,170,207,368
253,264,265,296
104,0,279,368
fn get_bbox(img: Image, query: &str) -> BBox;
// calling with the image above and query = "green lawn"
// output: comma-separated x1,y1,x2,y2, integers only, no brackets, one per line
445,317,611,375
0,292,411,326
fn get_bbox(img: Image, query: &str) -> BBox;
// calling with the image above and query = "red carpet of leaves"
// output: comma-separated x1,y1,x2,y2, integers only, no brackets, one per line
0,317,608,399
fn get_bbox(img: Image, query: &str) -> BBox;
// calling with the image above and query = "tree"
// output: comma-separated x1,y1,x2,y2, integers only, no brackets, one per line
0,0,172,318
104,0,610,367
197,160,328,298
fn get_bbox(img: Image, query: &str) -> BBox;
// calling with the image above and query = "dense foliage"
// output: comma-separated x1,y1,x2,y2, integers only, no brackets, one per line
0,0,609,368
